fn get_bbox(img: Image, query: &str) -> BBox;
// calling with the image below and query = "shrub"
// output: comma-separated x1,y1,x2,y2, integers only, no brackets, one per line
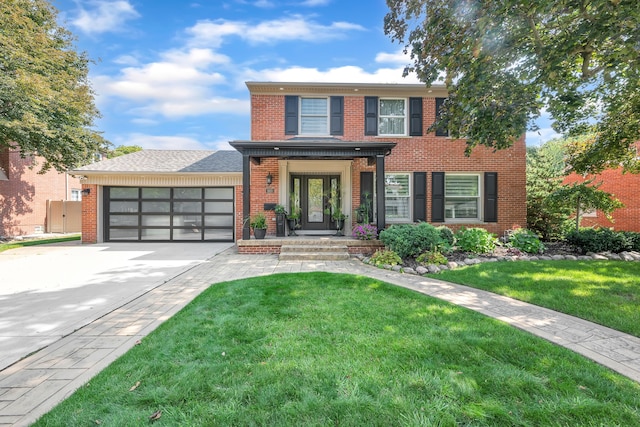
565,228,630,254
379,223,444,259
509,229,546,254
621,231,640,251
455,227,498,254
352,223,378,240
416,251,448,265
369,249,402,267
436,226,455,253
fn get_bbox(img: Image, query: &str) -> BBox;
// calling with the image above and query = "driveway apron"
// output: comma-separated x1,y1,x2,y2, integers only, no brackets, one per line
0,241,233,372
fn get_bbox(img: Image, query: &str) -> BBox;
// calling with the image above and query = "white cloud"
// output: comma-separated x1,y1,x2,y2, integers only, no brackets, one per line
300,0,331,5
375,50,411,65
94,48,248,119
72,0,140,34
240,65,421,84
186,16,365,47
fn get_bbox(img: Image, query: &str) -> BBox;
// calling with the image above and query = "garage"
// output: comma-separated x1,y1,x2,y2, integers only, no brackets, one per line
105,186,235,242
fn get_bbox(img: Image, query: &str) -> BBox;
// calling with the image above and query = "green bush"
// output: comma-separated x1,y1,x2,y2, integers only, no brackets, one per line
379,223,445,259
621,231,640,251
509,229,546,254
369,249,402,267
565,228,630,254
455,227,498,254
436,226,455,253
416,251,448,265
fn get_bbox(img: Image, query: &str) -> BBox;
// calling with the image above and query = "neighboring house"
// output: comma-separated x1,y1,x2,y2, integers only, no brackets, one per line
74,82,527,244
72,150,242,243
231,82,526,241
0,148,82,238
564,165,640,232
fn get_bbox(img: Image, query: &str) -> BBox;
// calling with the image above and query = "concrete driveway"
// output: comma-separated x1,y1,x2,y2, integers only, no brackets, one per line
0,240,233,371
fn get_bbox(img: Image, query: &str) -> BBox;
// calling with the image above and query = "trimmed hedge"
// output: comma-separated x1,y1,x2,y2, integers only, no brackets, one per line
566,228,640,254
379,223,445,259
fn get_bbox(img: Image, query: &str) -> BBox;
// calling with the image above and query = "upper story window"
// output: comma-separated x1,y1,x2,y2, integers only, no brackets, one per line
365,96,423,137
300,98,329,135
285,96,343,136
378,99,406,135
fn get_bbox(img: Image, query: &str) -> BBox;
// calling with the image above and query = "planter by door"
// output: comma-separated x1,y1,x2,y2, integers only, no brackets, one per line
334,219,345,236
276,213,286,237
254,228,267,239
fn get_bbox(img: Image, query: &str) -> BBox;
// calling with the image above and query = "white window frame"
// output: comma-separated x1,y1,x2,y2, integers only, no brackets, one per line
299,97,329,135
378,98,407,136
384,173,411,222
71,189,82,201
444,174,481,221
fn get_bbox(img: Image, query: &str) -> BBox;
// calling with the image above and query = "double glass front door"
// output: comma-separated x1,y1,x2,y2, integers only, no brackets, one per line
291,175,340,231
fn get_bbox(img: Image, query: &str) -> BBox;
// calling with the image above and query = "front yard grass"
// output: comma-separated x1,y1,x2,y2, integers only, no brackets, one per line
35,272,640,426
0,234,80,253
435,260,640,338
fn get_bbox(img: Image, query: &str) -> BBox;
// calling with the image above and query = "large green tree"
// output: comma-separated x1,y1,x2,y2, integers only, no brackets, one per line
385,0,640,173
0,0,106,172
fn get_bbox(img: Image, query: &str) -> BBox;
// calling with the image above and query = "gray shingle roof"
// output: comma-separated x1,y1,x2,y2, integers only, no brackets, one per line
74,150,242,173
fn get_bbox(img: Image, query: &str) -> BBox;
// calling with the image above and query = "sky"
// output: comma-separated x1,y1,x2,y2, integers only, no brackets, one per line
52,0,559,151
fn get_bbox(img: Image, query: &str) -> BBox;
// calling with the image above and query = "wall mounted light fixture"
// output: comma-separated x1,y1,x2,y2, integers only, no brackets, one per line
266,172,273,186
81,188,91,195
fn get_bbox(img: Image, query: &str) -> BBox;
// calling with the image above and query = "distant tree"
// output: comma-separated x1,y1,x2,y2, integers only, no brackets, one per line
550,180,624,232
0,0,106,172
384,0,640,173
526,139,572,240
106,145,143,159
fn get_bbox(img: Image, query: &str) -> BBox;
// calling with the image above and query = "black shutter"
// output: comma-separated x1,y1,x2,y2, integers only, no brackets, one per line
285,95,298,135
484,172,498,223
431,172,445,222
330,96,344,136
364,96,378,136
360,172,374,223
413,172,426,221
435,97,448,137
409,97,423,136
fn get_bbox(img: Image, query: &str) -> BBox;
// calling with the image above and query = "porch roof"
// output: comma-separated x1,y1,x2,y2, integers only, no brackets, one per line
229,138,396,161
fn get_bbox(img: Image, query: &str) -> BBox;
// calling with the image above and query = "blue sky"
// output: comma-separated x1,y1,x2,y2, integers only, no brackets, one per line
52,0,559,151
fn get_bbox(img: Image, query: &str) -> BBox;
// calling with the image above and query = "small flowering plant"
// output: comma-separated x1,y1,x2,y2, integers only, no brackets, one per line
352,223,378,240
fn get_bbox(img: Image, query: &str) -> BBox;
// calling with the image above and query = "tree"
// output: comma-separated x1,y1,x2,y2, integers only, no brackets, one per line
384,0,640,173
0,0,106,172
106,145,143,159
526,139,573,240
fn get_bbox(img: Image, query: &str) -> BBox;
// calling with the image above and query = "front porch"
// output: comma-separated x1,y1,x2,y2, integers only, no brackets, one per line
237,235,384,259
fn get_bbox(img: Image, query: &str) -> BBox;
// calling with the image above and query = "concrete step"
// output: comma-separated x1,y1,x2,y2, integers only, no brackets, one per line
279,251,350,261
279,243,350,260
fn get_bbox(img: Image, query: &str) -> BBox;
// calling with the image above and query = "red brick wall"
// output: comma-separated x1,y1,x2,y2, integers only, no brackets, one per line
247,94,527,238
565,169,640,232
81,184,98,243
0,149,82,237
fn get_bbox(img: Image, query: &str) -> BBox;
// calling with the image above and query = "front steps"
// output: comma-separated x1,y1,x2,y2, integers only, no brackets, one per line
279,241,350,261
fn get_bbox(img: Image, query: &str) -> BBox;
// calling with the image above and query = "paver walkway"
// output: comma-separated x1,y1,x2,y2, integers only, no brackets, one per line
1,248,640,426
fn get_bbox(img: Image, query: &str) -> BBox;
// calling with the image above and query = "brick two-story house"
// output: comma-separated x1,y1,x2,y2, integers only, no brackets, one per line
231,82,526,241
74,82,526,245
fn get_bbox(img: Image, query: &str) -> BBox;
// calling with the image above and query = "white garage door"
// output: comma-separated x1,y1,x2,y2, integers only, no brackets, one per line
105,187,234,242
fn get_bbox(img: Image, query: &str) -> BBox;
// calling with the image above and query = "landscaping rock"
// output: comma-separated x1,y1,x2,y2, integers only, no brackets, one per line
427,264,441,274
592,254,608,260
416,266,428,275
564,255,578,261
528,256,539,261
620,252,635,261
439,264,449,271
607,253,622,260
464,258,481,265
392,265,403,272
447,261,459,269
403,267,416,275
578,256,592,261
539,256,552,261
551,255,565,261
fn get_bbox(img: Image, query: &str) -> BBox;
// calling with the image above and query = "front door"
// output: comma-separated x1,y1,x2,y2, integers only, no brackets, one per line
292,175,340,231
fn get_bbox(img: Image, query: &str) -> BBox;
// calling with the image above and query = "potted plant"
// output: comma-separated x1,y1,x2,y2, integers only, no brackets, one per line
325,186,348,236
274,204,286,237
250,212,268,239
286,192,301,236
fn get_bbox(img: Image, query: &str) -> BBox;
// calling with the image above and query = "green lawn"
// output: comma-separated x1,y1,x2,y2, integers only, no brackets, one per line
0,235,80,253
435,260,640,337
35,272,640,426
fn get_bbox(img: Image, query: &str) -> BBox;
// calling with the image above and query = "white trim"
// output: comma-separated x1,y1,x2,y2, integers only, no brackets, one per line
378,98,407,136
444,173,482,222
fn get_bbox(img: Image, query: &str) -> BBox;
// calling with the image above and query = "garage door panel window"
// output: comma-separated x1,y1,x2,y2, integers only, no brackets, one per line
106,186,234,242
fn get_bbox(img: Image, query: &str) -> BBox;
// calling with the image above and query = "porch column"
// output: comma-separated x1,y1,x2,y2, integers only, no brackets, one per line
242,154,251,240
375,154,386,231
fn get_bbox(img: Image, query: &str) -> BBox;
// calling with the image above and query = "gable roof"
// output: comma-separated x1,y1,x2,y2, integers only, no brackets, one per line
73,150,242,174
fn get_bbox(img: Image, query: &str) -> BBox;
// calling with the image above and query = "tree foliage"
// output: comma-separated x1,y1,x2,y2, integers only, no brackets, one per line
385,0,640,172
0,0,106,172
106,145,143,159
